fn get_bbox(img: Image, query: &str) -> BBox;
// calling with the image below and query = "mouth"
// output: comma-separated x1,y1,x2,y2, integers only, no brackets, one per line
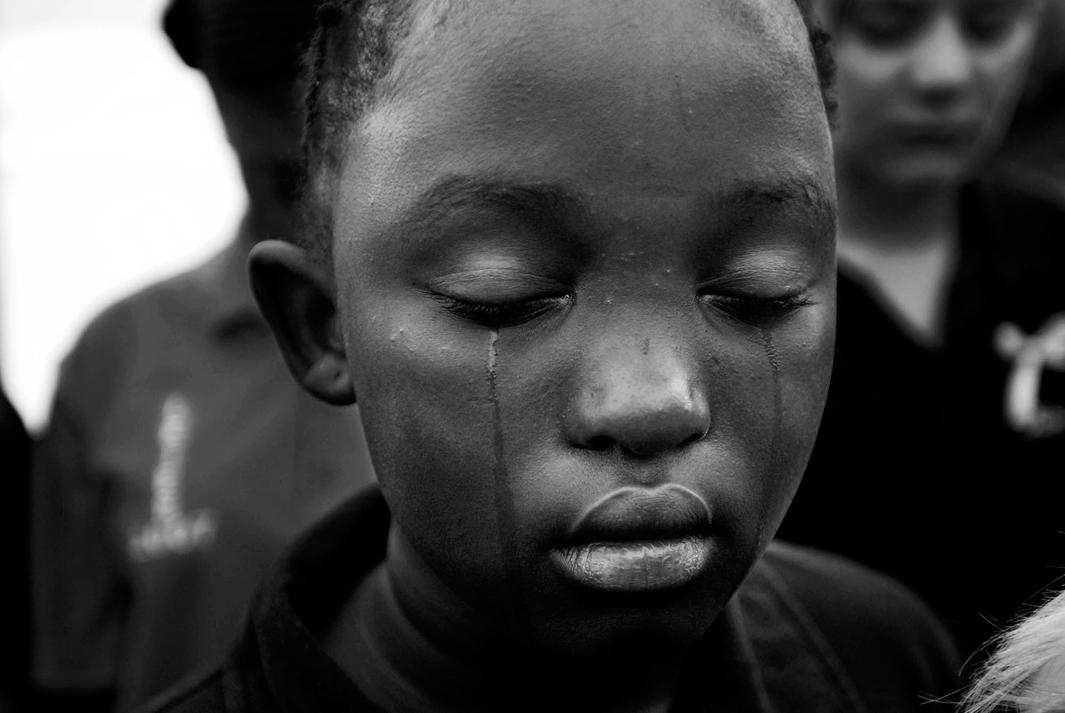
552,537,711,592
550,485,713,592
894,123,981,150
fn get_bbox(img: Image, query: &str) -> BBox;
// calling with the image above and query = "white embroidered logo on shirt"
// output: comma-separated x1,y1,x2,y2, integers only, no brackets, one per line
994,314,1065,439
128,394,218,561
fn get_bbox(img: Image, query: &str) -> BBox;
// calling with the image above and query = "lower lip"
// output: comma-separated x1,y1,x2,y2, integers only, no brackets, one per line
552,536,711,592
897,130,977,151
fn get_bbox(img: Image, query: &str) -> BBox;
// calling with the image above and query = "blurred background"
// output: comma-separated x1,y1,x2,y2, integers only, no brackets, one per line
0,0,243,430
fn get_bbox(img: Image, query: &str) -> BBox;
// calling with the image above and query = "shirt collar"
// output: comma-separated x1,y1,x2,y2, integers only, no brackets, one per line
225,488,390,713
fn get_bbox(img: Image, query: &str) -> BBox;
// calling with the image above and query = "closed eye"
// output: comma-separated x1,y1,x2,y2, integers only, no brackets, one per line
964,1,1027,43
699,291,813,326
432,293,572,328
850,1,927,46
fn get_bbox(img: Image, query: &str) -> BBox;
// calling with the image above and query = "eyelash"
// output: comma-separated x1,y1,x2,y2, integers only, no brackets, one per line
433,293,572,328
700,292,813,325
434,289,810,330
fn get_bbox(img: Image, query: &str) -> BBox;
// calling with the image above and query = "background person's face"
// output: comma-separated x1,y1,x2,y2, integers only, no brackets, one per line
333,0,836,664
213,82,305,231
828,0,1041,190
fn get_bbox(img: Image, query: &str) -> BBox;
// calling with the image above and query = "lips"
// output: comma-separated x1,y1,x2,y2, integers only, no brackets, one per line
894,122,981,149
550,485,713,592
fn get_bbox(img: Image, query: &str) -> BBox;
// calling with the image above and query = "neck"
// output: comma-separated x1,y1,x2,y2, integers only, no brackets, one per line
322,527,681,713
835,164,961,251
834,164,964,345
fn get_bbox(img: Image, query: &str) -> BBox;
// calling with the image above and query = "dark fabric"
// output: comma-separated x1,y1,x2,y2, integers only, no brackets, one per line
0,389,30,713
162,0,319,86
31,240,376,713
144,674,226,713
778,175,1065,663
146,485,961,713
28,689,116,713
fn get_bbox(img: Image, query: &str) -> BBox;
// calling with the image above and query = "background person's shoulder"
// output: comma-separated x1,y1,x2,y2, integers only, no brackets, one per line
750,541,963,711
71,253,223,358
52,252,232,417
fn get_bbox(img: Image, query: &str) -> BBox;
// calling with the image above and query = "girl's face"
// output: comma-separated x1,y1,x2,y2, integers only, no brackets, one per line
827,0,1041,190
330,0,836,664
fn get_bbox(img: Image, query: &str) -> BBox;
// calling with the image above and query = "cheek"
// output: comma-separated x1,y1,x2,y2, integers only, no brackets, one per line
689,304,835,544
758,305,835,524
780,309,834,456
833,42,906,146
975,29,1038,125
342,294,509,577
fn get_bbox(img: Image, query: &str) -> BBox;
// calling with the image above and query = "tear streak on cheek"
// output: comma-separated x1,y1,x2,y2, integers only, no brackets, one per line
759,328,785,541
486,329,529,641
759,328,783,442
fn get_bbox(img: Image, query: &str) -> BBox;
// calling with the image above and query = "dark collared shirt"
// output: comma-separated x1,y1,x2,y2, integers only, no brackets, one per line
147,486,961,713
32,239,375,713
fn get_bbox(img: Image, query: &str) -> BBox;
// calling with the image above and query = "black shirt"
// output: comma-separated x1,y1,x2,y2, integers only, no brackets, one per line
145,486,960,713
778,176,1065,660
1,388,30,713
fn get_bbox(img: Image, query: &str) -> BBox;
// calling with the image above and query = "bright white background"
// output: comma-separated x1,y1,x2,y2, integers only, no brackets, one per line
1,0,244,430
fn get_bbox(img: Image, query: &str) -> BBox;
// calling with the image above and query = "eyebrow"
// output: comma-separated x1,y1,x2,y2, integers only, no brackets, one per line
394,174,585,236
392,173,835,236
719,175,837,231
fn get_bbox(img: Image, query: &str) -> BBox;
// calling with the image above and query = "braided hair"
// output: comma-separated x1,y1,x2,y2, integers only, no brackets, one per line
300,0,836,259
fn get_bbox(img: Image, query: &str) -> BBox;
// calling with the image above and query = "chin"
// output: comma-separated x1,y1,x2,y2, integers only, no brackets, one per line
881,156,976,192
524,573,731,666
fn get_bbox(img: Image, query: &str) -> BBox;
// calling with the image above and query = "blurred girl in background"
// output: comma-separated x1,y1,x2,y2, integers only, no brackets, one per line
777,0,1065,665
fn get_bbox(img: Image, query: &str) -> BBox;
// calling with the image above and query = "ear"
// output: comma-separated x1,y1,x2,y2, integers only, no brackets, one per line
249,240,356,405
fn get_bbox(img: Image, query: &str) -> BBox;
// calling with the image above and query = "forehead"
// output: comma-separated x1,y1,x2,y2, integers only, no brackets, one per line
338,0,832,236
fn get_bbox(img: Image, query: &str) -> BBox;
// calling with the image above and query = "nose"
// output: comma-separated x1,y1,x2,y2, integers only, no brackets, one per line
910,15,975,98
566,337,711,458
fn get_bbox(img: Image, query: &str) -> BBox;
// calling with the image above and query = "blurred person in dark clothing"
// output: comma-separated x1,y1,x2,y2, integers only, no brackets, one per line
29,2,374,711
995,0,1065,193
0,388,30,713
777,0,1065,667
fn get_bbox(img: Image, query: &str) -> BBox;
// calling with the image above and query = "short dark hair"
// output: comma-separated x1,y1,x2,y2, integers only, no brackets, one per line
301,0,836,257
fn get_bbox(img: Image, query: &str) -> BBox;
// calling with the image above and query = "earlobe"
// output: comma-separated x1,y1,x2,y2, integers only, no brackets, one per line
248,240,356,405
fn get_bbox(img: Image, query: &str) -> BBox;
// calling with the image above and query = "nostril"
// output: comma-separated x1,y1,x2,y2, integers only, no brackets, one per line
569,393,712,455
678,428,707,450
620,427,707,458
